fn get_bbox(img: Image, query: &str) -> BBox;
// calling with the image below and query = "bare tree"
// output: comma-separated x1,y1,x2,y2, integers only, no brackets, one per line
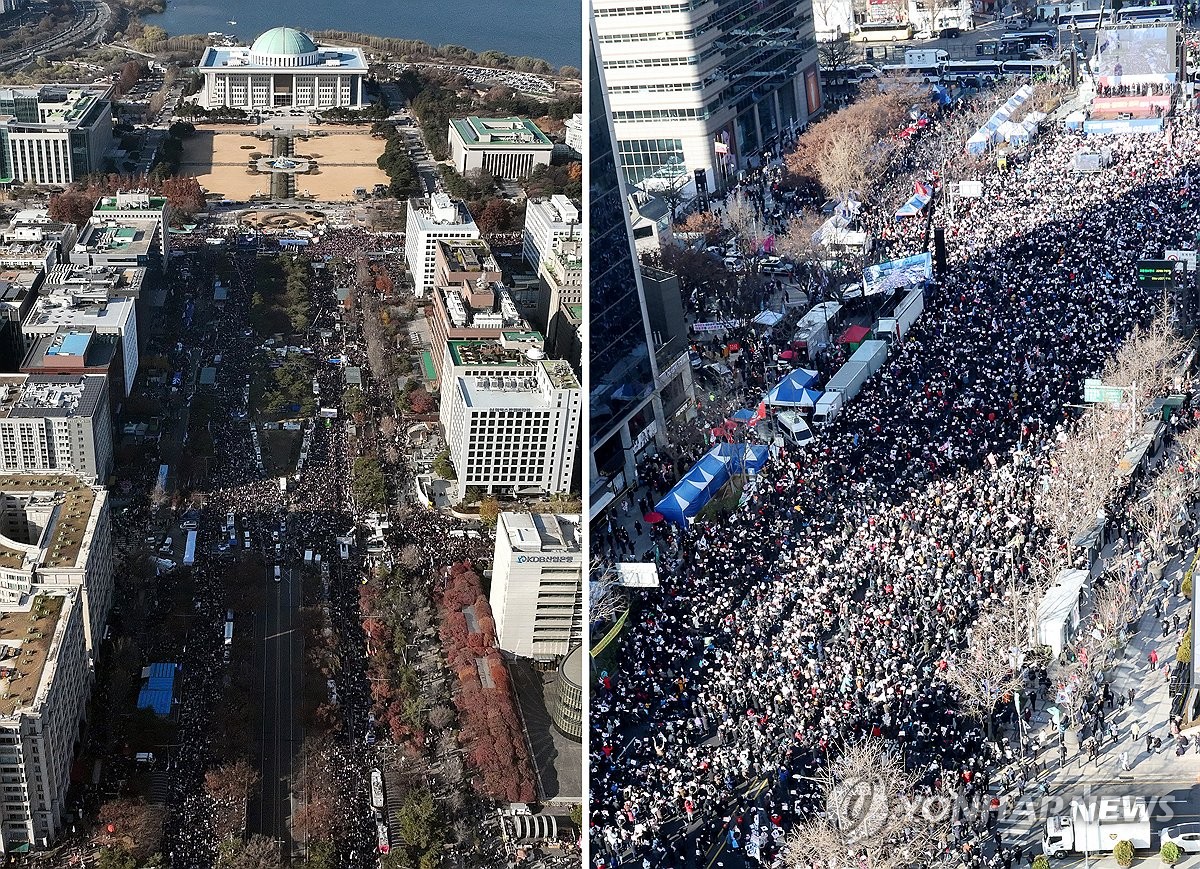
816,126,870,204
589,565,626,624
783,740,946,869
819,39,858,84
724,190,765,255
940,604,1027,738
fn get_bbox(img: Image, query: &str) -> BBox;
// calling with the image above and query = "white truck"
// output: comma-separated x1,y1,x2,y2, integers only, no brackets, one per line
904,48,949,67
813,339,889,425
1043,809,1152,858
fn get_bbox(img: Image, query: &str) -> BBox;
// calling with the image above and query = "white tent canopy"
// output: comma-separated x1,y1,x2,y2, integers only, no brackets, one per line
1037,568,1089,656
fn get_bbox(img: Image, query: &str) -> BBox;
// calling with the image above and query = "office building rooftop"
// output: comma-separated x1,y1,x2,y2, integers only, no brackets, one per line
0,473,100,570
0,593,65,717
500,512,581,553
450,116,553,149
0,374,105,420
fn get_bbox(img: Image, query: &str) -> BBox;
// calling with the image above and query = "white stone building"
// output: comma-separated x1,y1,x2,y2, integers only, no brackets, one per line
404,194,480,299
196,27,368,111
488,512,582,660
440,356,581,500
521,195,582,272
447,116,554,180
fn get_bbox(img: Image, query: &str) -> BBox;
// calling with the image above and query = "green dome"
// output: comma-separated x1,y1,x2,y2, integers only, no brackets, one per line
250,27,318,57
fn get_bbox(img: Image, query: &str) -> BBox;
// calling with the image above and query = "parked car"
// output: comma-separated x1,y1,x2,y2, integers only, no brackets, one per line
1163,824,1200,854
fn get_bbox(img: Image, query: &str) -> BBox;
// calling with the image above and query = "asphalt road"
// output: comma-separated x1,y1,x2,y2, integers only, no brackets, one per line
249,563,302,846
0,0,109,71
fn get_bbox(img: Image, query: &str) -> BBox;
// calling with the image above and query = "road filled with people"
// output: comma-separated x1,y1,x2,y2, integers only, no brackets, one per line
590,99,1200,869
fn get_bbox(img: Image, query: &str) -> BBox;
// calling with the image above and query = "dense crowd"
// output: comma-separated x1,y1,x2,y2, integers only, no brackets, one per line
591,100,1200,869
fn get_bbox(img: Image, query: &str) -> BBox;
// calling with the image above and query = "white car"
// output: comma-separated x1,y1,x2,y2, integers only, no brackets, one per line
1164,824,1200,854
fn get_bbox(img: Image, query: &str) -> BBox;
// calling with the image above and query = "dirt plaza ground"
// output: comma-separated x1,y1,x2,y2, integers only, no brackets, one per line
178,125,390,202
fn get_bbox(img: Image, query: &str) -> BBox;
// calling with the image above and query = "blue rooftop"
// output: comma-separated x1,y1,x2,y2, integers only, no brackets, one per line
48,332,91,357
136,662,179,716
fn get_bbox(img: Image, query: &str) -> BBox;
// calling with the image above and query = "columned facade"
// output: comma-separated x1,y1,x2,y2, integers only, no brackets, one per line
196,27,367,112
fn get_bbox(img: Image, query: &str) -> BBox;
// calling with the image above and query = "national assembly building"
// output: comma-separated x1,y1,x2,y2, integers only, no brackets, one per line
195,27,368,111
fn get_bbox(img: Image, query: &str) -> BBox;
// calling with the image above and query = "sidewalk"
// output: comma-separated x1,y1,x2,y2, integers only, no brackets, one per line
988,544,1197,852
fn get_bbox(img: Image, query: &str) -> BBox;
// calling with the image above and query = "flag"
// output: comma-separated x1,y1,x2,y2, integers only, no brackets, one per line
1024,358,1034,378
750,402,766,426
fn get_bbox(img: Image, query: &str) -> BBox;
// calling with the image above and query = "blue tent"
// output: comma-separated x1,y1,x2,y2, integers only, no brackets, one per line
137,662,180,716
731,408,756,423
766,370,820,407
714,441,769,473
656,443,770,525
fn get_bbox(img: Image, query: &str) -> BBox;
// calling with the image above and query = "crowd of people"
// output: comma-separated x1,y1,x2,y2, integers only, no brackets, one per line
591,94,1200,869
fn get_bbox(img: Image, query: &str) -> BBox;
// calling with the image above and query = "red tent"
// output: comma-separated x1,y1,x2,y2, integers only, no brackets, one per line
839,324,870,345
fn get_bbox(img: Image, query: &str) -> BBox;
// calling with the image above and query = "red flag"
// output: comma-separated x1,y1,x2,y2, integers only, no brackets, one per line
750,402,766,427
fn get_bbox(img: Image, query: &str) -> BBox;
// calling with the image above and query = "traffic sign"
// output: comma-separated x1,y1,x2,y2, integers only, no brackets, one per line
1083,378,1126,404
1136,259,1176,288
1165,249,1197,271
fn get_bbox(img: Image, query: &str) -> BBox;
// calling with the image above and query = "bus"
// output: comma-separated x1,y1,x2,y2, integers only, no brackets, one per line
881,62,942,81
1002,58,1062,76
1058,8,1105,28
854,21,914,41
939,59,1003,80
1115,4,1175,21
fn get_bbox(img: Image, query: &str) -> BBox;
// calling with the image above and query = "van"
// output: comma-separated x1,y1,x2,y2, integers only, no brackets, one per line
274,565,282,582
777,410,815,447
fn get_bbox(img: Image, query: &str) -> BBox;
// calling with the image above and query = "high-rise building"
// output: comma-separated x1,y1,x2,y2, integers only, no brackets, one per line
22,293,138,397
589,27,696,520
0,86,113,187
0,472,112,851
489,512,582,660
522,195,582,273
427,239,529,385
0,375,114,481
440,354,581,500
196,27,368,111
404,194,480,299
91,193,169,261
0,473,112,662
592,0,822,194
0,589,90,852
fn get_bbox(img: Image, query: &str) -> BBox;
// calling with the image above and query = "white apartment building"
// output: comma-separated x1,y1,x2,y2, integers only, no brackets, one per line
489,512,582,660
0,376,113,482
0,86,113,187
404,194,480,299
521,195,582,272
591,3,822,196
0,474,112,663
440,356,581,500
0,590,89,852
564,112,584,154
196,27,368,111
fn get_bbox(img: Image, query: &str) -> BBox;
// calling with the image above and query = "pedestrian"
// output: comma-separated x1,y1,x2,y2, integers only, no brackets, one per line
1149,648,1159,668
1119,750,1130,771
1132,720,1141,741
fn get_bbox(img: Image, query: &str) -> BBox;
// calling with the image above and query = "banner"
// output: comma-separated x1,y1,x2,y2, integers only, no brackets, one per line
862,252,932,296
693,320,741,332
